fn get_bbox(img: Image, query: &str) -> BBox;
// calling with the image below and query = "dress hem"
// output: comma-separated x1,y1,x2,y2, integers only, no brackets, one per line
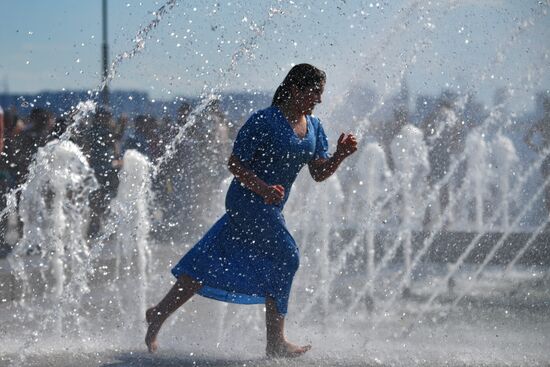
171,268,271,310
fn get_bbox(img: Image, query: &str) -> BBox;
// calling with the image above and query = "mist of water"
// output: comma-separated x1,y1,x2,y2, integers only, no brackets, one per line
1,1,549,365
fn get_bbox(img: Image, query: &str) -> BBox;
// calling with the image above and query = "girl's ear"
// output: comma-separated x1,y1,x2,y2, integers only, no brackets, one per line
289,84,300,98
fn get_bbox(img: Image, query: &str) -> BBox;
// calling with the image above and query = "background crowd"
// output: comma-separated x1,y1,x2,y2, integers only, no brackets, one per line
0,87,548,257
0,99,235,256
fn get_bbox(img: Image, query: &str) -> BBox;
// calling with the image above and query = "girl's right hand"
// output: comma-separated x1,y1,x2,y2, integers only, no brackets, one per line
335,133,358,159
263,184,285,205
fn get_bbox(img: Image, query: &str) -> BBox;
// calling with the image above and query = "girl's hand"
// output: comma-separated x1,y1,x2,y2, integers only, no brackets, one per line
335,133,358,159
262,184,285,205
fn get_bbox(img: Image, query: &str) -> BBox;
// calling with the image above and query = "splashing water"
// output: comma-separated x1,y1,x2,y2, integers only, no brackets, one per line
1,1,550,365
108,149,153,328
8,140,98,336
98,0,178,96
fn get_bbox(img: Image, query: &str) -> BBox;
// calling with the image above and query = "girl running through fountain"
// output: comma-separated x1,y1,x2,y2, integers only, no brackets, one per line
145,63,357,357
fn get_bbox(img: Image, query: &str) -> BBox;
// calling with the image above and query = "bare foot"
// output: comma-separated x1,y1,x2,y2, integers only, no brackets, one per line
145,307,162,353
266,340,312,358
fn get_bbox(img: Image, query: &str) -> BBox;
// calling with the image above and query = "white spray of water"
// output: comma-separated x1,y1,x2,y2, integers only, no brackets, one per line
462,131,490,232
108,149,153,327
390,125,430,229
390,125,430,287
350,143,393,307
491,132,519,229
358,143,393,282
288,173,345,318
2,3,549,362
97,0,178,96
153,5,285,174
8,140,98,334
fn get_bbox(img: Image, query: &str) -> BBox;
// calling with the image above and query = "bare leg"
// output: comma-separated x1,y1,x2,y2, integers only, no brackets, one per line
145,274,202,353
265,297,311,358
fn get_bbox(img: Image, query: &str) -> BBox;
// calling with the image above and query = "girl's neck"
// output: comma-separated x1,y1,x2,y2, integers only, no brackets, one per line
277,102,304,125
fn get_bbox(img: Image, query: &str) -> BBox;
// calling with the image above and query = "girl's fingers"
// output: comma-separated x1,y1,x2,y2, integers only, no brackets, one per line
338,133,345,144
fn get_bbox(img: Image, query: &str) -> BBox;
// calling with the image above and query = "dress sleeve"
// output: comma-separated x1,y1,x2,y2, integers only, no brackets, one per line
232,111,268,164
313,117,330,160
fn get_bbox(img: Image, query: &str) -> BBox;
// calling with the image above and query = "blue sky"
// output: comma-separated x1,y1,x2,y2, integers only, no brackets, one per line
1,0,549,110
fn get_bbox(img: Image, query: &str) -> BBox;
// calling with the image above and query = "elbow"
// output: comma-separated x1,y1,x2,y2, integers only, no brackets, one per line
312,172,327,182
227,159,235,175
227,155,240,176
228,162,237,176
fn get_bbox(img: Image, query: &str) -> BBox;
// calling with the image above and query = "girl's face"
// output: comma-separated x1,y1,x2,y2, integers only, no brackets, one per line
293,83,325,115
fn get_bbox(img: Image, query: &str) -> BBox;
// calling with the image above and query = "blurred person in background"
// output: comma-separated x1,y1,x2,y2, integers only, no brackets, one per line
525,95,550,213
0,107,53,253
11,107,54,185
0,105,7,256
80,106,119,238
0,105,4,156
120,114,158,159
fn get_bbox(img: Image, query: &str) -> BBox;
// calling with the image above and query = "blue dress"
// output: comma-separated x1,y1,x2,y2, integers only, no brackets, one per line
172,106,330,314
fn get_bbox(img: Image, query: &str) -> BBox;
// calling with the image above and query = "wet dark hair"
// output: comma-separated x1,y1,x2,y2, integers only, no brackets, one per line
271,63,326,107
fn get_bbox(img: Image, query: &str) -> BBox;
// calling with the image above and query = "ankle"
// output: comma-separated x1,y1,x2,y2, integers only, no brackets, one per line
267,335,286,346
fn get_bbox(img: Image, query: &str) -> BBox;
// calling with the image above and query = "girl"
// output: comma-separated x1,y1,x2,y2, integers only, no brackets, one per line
146,63,357,357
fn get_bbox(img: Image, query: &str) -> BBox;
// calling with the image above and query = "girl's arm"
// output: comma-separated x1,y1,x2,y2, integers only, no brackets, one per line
308,133,357,182
228,154,284,204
